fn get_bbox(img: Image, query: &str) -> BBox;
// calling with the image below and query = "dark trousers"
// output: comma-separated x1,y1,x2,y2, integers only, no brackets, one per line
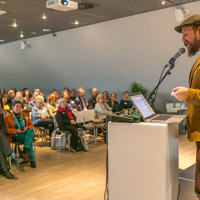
65,124,87,149
34,119,54,137
0,133,13,169
195,142,200,198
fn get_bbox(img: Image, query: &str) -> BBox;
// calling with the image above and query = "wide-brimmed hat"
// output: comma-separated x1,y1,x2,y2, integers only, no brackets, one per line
175,14,200,33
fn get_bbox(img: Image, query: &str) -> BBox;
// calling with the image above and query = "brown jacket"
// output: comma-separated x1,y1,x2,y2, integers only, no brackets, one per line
4,112,34,143
185,56,200,141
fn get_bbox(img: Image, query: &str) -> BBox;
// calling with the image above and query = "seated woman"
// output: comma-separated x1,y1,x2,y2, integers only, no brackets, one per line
120,91,133,110
61,91,78,112
23,90,30,104
32,95,54,137
46,94,58,119
4,101,36,168
103,91,109,102
56,98,87,152
106,93,121,113
0,104,22,179
95,94,113,119
0,93,10,112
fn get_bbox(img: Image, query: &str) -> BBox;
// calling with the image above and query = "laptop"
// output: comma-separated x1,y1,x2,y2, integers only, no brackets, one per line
128,92,185,123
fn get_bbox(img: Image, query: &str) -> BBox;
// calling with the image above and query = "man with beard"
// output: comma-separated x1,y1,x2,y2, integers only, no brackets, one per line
171,14,200,198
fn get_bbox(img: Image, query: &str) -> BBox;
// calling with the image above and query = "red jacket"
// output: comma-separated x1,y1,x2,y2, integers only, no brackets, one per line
4,112,34,143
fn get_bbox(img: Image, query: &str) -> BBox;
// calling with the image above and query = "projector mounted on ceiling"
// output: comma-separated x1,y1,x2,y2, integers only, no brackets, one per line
46,0,81,12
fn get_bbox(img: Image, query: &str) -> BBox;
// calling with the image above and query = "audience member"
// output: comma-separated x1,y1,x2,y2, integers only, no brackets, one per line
70,89,76,101
106,93,121,113
28,91,39,109
23,90,30,104
62,87,70,93
103,91,109,102
32,96,54,137
0,88,6,95
120,91,132,110
15,95,31,113
75,88,90,111
61,91,78,112
7,89,15,106
0,94,10,112
56,98,87,152
52,89,60,102
88,88,98,109
15,91,22,97
34,88,47,102
4,101,36,168
0,105,22,179
46,94,58,118
95,94,112,119
12,88,17,94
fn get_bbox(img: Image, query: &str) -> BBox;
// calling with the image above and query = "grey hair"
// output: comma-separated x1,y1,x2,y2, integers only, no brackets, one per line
35,95,44,102
58,98,67,107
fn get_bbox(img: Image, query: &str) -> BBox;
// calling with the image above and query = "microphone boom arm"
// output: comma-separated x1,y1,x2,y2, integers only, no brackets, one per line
146,63,174,106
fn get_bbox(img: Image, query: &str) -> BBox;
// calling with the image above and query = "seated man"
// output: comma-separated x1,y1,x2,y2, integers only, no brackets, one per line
4,101,36,168
0,104,22,179
28,91,39,109
88,88,98,109
15,95,31,113
75,88,90,111
70,89,76,101
34,88,47,103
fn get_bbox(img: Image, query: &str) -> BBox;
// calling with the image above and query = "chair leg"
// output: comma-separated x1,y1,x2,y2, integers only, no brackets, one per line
68,133,70,152
94,128,98,145
40,129,44,147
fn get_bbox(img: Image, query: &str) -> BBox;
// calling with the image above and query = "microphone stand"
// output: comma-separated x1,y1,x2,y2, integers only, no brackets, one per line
146,62,175,106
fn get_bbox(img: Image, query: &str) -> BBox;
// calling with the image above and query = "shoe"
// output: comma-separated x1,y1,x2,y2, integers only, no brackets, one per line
30,161,36,168
13,157,23,165
23,147,30,157
19,154,30,163
70,147,76,152
3,169,14,179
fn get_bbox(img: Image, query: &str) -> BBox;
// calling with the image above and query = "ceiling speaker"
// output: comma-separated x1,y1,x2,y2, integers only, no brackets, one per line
175,8,189,22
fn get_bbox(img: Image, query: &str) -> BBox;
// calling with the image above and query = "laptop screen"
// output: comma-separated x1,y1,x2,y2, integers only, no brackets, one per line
129,93,156,119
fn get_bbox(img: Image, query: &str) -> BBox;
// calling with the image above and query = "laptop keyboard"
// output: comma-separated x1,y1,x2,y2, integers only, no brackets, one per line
151,115,173,121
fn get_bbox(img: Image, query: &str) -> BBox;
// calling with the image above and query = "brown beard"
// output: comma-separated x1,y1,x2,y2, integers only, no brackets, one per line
184,35,200,57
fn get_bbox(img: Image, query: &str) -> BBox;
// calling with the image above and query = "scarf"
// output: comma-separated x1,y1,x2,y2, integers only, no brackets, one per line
58,107,74,120
12,112,26,130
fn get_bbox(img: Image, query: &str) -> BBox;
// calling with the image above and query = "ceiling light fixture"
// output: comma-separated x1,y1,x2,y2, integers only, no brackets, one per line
1,1,6,4
13,22,17,27
75,21,79,25
20,33,24,38
43,15,46,19
0,40,4,42
43,29,50,31
162,1,165,5
31,32,37,35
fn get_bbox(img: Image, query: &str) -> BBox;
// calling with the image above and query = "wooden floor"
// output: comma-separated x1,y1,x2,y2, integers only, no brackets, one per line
0,138,107,200
0,134,197,200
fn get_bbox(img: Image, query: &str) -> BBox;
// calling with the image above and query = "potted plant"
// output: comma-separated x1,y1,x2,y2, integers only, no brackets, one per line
130,81,148,97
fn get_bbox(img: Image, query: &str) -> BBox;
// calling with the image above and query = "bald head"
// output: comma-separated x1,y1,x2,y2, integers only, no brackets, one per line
92,88,98,97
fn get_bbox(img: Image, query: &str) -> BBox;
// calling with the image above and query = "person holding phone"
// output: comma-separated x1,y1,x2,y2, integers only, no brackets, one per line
4,101,36,168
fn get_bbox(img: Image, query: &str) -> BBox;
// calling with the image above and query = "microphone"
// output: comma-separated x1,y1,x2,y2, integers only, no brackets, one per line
168,47,185,65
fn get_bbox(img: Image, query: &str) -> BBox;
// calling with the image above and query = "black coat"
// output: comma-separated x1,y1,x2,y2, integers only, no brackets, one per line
0,113,6,134
56,110,77,130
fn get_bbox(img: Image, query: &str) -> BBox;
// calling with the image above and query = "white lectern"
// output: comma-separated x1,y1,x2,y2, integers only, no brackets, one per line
108,120,185,200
